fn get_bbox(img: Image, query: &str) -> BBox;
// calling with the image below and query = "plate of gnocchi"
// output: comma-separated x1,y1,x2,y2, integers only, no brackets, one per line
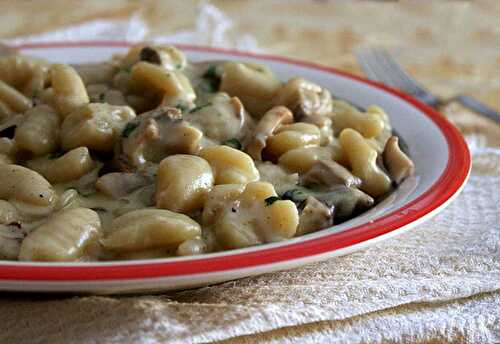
0,42,470,293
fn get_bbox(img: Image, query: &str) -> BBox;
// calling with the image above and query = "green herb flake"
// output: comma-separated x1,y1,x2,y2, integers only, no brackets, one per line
189,103,212,113
175,104,189,112
121,122,139,138
265,196,281,206
223,138,242,150
202,65,217,79
201,65,220,93
98,93,106,102
175,63,182,70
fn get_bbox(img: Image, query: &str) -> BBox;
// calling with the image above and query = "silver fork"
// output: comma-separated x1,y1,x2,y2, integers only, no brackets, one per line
355,48,500,123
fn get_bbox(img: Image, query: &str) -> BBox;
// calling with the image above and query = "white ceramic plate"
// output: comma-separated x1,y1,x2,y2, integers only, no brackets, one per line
0,42,471,294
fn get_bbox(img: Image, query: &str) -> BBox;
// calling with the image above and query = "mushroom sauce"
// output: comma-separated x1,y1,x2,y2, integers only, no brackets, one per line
0,45,414,261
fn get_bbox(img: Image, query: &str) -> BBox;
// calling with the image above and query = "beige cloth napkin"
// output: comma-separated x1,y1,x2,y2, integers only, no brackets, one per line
1,3,499,343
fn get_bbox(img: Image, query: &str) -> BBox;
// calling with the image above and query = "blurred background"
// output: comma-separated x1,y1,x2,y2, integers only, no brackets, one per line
1,0,499,136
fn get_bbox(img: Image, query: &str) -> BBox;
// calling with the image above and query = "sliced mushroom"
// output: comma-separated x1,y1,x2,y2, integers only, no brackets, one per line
300,159,362,188
119,106,203,168
317,185,374,221
139,45,187,71
245,106,293,160
383,135,415,184
296,196,333,235
95,172,152,199
184,92,254,142
274,77,333,120
281,185,374,222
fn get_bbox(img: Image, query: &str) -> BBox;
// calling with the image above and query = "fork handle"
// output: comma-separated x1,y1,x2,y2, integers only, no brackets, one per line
452,95,500,124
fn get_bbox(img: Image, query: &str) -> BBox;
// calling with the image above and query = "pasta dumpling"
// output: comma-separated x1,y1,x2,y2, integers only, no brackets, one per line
61,103,136,151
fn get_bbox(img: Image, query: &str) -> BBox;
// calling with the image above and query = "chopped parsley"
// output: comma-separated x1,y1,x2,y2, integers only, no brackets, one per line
200,65,220,93
175,63,182,70
48,151,65,160
121,122,139,138
264,196,281,206
223,138,242,150
202,65,217,79
188,103,212,113
175,104,189,113
98,93,106,102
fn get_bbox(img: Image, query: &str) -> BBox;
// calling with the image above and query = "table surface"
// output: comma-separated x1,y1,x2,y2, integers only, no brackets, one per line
0,1,499,343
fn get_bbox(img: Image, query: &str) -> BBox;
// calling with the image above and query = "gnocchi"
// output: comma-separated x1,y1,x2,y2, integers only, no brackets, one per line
50,63,89,117
14,105,60,156
156,154,214,214
200,145,259,185
0,164,56,214
27,147,95,183
103,208,201,252
214,182,299,249
339,128,392,197
19,207,101,261
220,62,281,117
0,45,413,262
265,122,321,158
61,103,136,151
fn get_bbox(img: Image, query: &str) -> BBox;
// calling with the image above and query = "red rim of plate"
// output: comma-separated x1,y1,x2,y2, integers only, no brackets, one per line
0,41,471,282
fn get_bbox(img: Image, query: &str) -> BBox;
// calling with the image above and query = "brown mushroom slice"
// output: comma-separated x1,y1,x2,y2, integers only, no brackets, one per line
120,106,203,168
274,77,333,120
184,92,254,142
96,173,152,199
300,159,362,188
282,185,374,222
296,196,333,235
383,136,415,184
139,45,187,71
317,185,374,221
245,106,293,160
